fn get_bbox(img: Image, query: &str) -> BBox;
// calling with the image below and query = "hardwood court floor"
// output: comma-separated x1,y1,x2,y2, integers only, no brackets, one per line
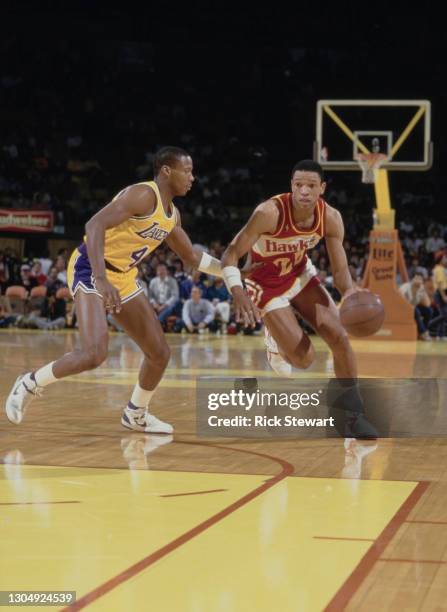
1,329,447,611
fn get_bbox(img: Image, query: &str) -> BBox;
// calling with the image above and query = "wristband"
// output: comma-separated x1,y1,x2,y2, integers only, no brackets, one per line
197,252,222,277
222,265,243,290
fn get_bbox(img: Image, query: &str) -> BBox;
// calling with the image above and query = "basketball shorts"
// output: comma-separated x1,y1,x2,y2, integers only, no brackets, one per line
67,243,144,304
245,258,319,316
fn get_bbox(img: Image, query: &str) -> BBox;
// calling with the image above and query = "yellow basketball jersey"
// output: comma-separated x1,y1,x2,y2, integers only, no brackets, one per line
98,181,177,272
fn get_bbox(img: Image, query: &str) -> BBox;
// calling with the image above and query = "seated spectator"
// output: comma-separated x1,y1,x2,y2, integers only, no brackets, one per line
429,253,447,340
0,298,17,328
405,233,425,254
38,250,53,276
55,255,67,284
16,285,66,330
30,261,47,285
173,259,187,283
148,263,180,326
17,264,38,293
45,265,66,295
0,251,9,293
179,270,207,300
135,267,149,297
425,230,445,255
177,286,215,333
407,257,428,280
206,277,231,332
399,273,433,341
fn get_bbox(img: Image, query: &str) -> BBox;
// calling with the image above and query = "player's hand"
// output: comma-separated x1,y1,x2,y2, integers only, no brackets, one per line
232,286,261,328
95,277,122,313
342,286,368,302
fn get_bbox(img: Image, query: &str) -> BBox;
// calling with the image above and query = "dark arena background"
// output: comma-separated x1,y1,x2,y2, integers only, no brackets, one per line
1,3,447,611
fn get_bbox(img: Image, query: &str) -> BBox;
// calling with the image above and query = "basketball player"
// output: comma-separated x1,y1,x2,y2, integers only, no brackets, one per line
222,159,376,437
5,147,226,433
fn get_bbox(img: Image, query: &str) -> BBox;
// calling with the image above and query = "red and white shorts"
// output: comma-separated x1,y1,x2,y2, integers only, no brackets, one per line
245,258,319,316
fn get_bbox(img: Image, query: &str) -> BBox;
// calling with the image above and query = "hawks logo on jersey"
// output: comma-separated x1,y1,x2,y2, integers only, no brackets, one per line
263,235,321,254
248,193,326,289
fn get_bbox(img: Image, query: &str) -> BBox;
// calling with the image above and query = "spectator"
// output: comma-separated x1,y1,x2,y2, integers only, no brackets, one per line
206,277,231,331
0,298,17,328
425,230,445,255
17,264,38,293
30,261,47,285
178,286,215,333
407,257,428,280
173,259,187,283
0,251,9,293
179,270,207,300
57,247,69,260
399,273,433,341
45,268,67,317
55,255,67,284
45,266,66,295
148,263,180,326
404,233,424,255
3,249,19,285
430,253,447,340
38,250,53,275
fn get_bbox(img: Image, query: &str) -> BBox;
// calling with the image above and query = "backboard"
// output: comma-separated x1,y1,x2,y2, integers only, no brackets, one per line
314,100,432,171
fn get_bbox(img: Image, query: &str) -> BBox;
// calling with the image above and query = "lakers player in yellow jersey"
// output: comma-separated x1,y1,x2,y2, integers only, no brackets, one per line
5,147,224,433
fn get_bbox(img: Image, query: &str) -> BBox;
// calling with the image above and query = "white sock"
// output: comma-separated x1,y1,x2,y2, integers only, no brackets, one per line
32,362,57,387
129,383,155,409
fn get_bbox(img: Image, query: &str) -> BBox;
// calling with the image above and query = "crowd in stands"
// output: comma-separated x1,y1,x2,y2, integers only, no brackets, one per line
1,215,447,340
1,17,447,340
2,32,446,246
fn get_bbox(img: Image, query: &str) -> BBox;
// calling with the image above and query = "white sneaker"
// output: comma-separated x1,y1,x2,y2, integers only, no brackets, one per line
264,326,292,377
418,331,432,342
5,373,43,425
120,434,173,468
121,405,173,434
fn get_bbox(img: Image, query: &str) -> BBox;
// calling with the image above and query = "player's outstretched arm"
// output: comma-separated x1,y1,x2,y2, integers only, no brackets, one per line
85,184,156,313
221,201,278,327
165,209,223,277
325,206,358,299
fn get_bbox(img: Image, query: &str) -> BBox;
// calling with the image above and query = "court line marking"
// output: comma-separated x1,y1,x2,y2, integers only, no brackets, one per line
378,558,447,564
405,519,447,525
323,480,430,611
1,430,433,483
63,442,294,611
313,536,375,542
160,488,228,498
0,501,81,506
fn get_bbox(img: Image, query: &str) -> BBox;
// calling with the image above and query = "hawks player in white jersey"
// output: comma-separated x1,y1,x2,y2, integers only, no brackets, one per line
222,159,361,378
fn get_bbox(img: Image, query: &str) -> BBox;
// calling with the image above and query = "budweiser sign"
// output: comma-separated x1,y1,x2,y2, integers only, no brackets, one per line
0,209,54,233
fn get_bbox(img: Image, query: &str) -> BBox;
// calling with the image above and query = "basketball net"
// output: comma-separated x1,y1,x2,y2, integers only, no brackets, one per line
356,152,388,184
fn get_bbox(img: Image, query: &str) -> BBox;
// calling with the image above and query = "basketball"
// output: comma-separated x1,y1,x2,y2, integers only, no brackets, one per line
340,291,385,337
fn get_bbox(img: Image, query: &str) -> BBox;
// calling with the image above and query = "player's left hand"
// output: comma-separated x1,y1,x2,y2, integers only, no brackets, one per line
342,286,368,301
232,286,261,328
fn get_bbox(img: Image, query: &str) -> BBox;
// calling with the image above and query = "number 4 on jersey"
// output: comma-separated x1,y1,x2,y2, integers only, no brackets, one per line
130,247,148,268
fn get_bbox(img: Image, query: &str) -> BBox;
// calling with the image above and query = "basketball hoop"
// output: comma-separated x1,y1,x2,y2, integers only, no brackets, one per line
356,152,388,184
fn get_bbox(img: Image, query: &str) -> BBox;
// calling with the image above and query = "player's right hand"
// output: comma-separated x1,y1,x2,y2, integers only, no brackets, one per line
95,277,122,313
232,286,261,328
